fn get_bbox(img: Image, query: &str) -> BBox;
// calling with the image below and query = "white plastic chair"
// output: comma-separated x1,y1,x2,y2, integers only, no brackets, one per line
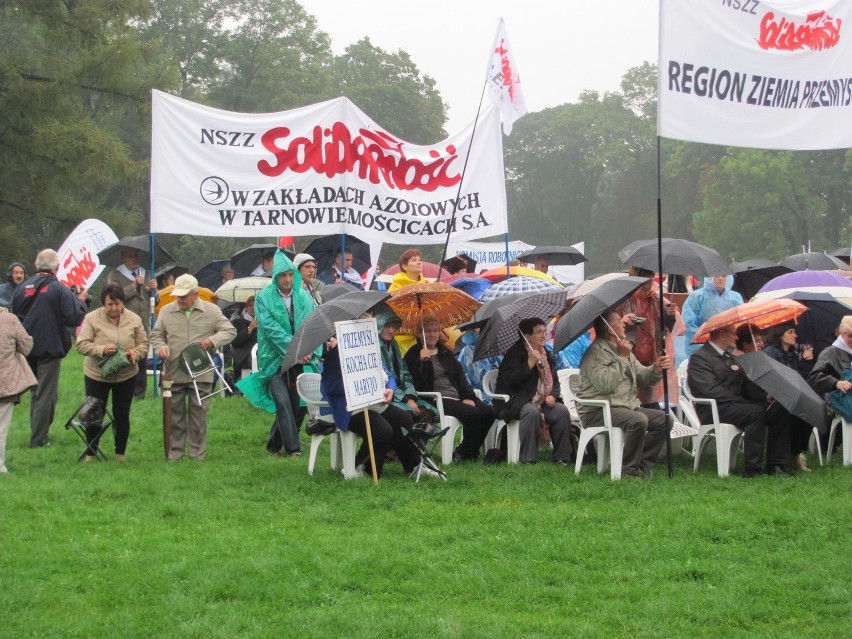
418,391,463,465
561,372,625,480
481,370,521,464
295,373,359,479
826,415,852,466
556,368,580,422
680,379,744,477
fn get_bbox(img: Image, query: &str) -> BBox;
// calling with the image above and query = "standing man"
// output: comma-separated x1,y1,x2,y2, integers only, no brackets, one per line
12,249,88,448
0,262,26,307
150,274,236,461
576,311,673,478
687,324,794,477
318,250,364,289
107,248,159,399
237,251,319,457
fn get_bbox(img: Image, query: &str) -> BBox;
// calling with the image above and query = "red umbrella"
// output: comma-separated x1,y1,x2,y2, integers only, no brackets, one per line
692,299,808,344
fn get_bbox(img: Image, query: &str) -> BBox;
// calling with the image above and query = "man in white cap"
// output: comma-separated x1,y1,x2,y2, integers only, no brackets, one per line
150,274,236,460
293,253,323,304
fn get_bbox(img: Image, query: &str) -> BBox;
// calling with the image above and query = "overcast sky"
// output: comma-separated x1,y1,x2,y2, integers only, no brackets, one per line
298,0,660,134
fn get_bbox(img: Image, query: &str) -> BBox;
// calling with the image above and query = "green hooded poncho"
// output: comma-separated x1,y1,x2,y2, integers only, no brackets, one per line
236,250,319,413
376,309,436,417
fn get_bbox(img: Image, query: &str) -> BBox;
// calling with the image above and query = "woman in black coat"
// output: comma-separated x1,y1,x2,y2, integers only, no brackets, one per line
404,317,495,462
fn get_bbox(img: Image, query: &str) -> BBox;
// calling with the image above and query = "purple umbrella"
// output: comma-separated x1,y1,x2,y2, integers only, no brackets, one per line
758,270,852,294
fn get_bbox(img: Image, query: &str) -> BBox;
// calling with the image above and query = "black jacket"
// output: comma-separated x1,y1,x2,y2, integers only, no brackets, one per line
403,340,477,402
807,345,852,395
494,339,562,421
687,343,767,407
11,271,87,359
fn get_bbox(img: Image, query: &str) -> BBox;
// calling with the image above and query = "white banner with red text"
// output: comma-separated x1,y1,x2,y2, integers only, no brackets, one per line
56,219,119,290
151,91,508,242
659,0,852,150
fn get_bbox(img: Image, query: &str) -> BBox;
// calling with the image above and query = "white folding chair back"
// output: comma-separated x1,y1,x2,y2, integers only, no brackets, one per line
557,368,580,421
418,391,465,465
296,373,359,478
179,342,231,404
481,370,521,463
681,379,744,477
562,372,625,479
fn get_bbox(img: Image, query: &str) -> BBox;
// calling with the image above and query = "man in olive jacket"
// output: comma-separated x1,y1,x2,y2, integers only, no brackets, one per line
576,310,672,478
150,274,236,460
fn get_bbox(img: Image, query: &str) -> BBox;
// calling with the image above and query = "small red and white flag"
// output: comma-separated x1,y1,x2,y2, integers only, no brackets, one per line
485,19,527,135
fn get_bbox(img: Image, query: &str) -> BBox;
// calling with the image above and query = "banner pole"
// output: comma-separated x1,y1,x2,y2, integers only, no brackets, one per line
363,408,379,486
437,82,489,282
656,136,673,479
150,233,159,398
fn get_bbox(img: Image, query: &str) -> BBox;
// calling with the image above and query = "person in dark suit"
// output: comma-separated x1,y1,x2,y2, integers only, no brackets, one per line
687,324,794,477
494,317,573,464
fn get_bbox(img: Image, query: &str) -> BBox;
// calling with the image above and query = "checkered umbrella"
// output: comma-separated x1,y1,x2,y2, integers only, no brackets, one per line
480,275,564,301
473,290,568,361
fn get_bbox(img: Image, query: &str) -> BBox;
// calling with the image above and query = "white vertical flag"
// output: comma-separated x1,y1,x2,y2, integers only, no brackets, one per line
485,19,527,135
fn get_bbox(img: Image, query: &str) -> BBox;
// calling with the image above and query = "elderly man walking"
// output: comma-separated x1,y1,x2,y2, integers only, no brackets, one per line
12,249,89,447
150,274,236,461
576,310,673,478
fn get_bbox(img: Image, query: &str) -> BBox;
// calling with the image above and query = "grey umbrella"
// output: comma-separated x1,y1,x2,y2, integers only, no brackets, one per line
552,276,649,352
618,238,730,278
735,351,827,432
473,290,568,361
97,235,175,268
280,291,390,371
518,245,587,266
779,252,847,271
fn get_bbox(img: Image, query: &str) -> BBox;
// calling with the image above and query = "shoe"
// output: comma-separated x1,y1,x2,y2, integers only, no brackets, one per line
409,464,441,479
766,464,797,476
346,464,369,479
742,468,764,478
554,460,571,467
452,449,478,463
84,455,96,463
115,454,126,462
794,453,812,473
288,451,302,458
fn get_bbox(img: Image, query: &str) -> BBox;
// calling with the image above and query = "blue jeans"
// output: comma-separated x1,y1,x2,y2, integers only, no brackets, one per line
266,371,305,454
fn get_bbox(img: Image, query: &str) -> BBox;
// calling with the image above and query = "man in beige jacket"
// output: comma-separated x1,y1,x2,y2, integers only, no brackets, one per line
150,274,236,460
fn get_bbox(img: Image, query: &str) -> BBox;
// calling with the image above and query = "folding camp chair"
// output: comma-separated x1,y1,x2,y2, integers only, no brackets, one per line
180,342,232,405
64,396,114,462
405,420,449,482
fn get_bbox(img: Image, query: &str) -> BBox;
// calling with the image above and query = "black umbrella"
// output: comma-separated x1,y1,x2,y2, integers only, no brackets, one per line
321,283,363,302
441,253,478,275
828,247,850,265
194,259,237,289
780,252,847,271
552,276,649,351
97,235,175,269
281,291,390,371
777,291,852,354
618,238,730,278
735,351,827,432
473,290,568,361
518,245,587,267
304,234,372,279
458,293,524,331
730,261,793,301
229,243,279,276
155,265,189,289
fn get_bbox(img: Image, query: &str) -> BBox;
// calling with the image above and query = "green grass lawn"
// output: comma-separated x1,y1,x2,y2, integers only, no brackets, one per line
1,352,850,638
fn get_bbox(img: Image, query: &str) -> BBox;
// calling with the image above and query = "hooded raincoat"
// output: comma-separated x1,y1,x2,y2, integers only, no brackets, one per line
376,310,436,417
682,276,744,357
236,251,319,413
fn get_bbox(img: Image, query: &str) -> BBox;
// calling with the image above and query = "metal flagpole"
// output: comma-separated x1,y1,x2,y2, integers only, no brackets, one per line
657,136,674,478
150,233,160,398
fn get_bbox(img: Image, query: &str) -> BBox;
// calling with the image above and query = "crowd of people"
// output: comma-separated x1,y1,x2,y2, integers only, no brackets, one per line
0,243,850,481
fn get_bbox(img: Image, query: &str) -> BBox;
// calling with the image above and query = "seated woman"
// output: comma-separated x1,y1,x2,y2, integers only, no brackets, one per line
229,295,257,381
320,338,437,479
763,321,816,472
494,316,573,464
75,284,150,461
404,317,495,462
807,315,852,452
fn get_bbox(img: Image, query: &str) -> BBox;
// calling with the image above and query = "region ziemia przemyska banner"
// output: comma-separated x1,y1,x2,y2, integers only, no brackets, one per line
659,0,852,150
150,91,508,243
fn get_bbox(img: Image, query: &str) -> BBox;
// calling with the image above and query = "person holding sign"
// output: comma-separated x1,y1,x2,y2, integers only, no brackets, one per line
237,250,319,457
404,317,495,462
320,340,425,479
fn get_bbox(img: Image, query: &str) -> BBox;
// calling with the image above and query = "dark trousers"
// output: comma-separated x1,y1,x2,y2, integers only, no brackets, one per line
711,400,792,471
347,404,421,476
441,396,495,459
84,375,136,455
790,416,813,455
26,357,61,448
267,371,306,454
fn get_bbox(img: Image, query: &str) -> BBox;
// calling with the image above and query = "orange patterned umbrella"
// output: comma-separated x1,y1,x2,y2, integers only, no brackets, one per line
692,298,808,344
387,282,481,335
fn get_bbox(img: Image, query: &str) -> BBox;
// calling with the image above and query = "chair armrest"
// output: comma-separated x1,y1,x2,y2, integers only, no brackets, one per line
418,391,446,422
686,396,720,424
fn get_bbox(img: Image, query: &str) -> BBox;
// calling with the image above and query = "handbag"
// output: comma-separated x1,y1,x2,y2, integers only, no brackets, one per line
98,349,132,377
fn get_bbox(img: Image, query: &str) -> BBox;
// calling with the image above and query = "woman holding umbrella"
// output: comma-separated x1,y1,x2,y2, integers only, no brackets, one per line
763,322,816,472
404,317,495,462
